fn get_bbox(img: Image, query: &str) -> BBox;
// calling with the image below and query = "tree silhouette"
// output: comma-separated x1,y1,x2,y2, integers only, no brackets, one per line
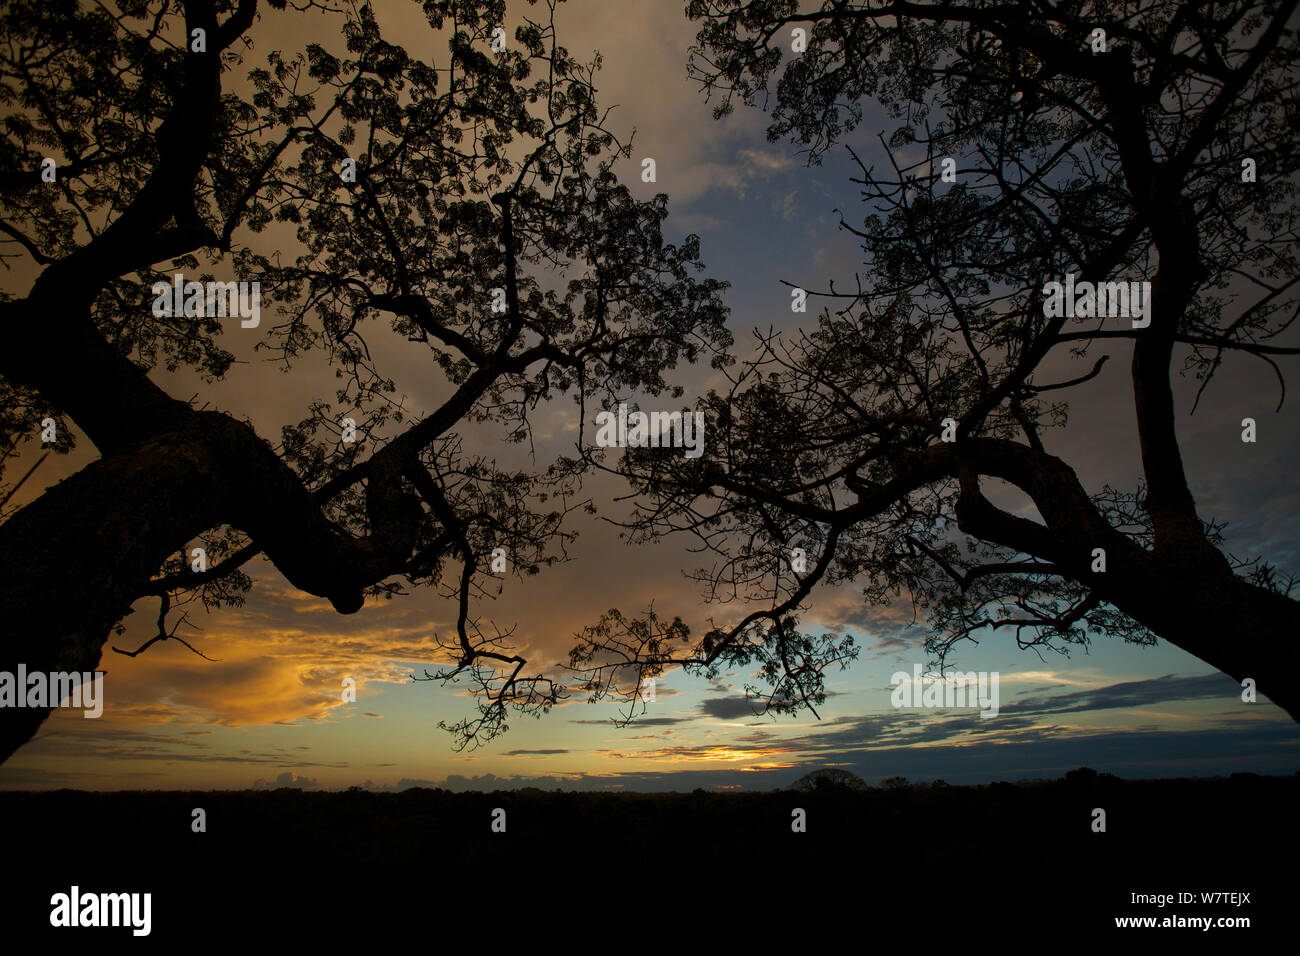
0,0,729,762
572,0,1300,722
792,767,868,792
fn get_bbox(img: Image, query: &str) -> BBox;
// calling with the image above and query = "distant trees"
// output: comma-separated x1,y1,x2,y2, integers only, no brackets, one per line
792,768,869,791
574,0,1300,721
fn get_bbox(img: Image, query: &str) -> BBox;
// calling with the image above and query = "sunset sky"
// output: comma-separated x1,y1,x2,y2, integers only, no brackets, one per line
2,0,1296,792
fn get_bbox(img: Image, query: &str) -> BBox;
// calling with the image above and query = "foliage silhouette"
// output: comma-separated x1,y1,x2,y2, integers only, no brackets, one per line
0,0,729,761
571,0,1300,723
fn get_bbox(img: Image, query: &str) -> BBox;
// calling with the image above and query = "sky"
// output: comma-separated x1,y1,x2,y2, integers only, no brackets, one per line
1,0,1297,792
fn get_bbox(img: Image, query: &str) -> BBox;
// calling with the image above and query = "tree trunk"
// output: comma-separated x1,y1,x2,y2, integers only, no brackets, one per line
0,405,425,763
1107,553,1300,722
0,435,222,763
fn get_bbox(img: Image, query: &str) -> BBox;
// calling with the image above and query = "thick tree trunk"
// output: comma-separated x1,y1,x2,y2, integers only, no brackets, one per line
1107,555,1300,722
0,434,222,764
954,441,1300,722
0,0,399,764
0,410,418,763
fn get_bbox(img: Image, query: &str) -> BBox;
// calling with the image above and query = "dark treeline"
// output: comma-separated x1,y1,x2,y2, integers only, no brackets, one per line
2,771,1292,938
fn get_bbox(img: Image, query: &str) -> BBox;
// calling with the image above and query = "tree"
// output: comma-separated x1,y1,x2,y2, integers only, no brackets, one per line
571,0,1300,722
0,0,730,762
791,767,868,792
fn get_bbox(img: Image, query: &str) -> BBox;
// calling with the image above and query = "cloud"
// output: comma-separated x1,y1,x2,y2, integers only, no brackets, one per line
738,148,796,174
1009,673,1244,715
699,697,764,720
569,715,699,726
774,189,800,221
71,583,461,734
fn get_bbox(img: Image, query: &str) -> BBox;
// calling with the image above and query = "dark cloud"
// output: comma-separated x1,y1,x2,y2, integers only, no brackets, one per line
1009,673,1244,715
801,722,1300,785
698,697,764,719
11,728,350,767
569,716,698,726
